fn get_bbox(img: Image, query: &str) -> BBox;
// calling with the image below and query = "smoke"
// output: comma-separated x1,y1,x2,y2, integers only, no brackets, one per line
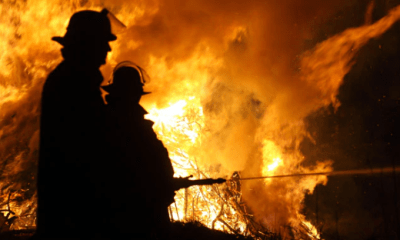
116,0,351,231
109,0,348,168
108,0,400,232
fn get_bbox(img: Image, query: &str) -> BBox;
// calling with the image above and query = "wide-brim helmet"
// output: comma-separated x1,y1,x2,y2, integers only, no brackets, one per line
52,9,117,46
101,61,151,96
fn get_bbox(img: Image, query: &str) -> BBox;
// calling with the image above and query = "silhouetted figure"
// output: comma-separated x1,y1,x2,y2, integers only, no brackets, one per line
103,62,175,239
36,10,116,238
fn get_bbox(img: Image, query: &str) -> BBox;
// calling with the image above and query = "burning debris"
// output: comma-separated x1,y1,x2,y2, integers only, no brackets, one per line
0,193,18,232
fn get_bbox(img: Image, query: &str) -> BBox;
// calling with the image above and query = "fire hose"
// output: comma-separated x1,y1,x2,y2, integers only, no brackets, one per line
175,166,400,187
229,166,400,181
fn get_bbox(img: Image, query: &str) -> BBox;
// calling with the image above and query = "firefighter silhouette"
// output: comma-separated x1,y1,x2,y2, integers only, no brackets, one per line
103,62,175,239
36,9,117,238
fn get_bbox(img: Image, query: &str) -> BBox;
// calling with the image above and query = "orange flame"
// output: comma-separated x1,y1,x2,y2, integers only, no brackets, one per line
0,1,400,238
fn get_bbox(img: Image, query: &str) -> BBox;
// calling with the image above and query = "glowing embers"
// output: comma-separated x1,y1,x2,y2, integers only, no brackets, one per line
301,220,321,239
0,189,36,230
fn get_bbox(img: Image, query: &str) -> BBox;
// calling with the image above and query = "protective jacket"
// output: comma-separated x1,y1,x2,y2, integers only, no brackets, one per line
105,97,175,238
37,60,107,237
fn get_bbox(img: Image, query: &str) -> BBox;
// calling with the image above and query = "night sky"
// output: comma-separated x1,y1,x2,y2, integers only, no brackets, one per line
301,1,400,238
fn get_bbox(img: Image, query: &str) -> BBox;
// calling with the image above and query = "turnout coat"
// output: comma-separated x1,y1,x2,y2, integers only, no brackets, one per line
104,97,175,238
37,60,107,237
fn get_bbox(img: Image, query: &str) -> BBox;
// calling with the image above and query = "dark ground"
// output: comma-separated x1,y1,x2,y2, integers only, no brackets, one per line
0,221,276,240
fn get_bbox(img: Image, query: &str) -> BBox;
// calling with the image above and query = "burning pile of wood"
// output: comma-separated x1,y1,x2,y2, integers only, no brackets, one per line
146,103,319,239
170,170,281,239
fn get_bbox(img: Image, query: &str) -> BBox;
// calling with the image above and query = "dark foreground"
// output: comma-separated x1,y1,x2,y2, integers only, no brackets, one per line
0,221,279,240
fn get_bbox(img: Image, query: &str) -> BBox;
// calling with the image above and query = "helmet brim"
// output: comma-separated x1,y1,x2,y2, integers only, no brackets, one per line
51,34,117,46
101,84,151,96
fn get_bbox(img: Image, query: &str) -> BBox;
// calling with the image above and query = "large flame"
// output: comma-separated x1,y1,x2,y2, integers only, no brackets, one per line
1,0,400,238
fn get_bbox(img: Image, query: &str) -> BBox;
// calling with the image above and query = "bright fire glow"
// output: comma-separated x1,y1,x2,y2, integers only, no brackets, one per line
1,1,400,239
146,99,202,144
302,220,321,239
267,157,282,172
145,97,248,232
